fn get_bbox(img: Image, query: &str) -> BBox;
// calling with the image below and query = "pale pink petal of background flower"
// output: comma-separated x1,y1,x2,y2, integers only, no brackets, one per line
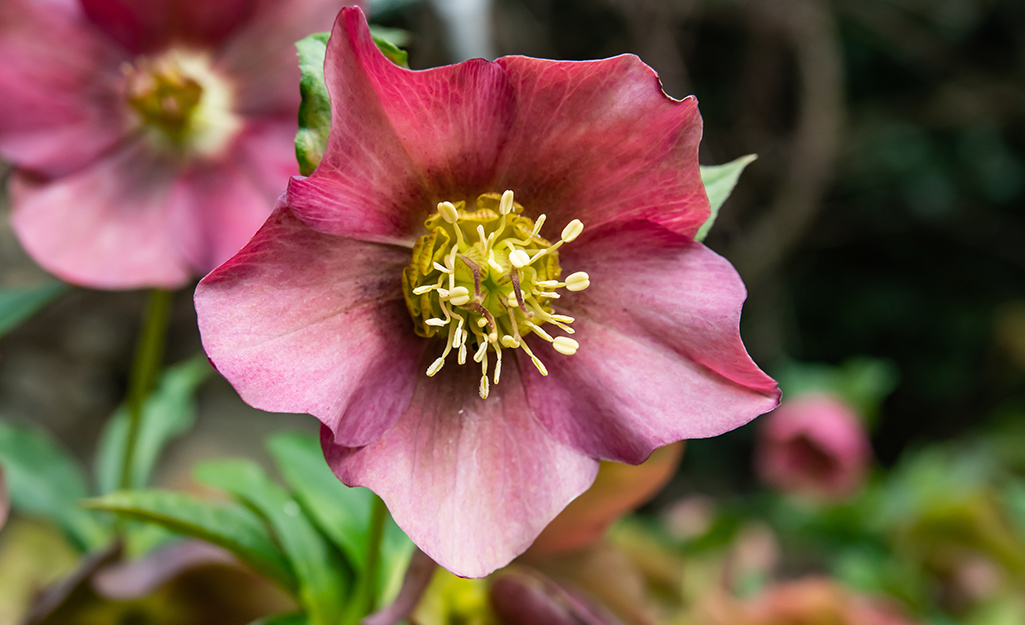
220,0,364,116
322,360,600,578
521,221,779,464
10,141,190,289
195,204,423,447
79,0,256,53
0,0,128,177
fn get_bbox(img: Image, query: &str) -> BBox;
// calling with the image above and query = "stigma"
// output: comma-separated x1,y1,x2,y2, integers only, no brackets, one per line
402,190,589,399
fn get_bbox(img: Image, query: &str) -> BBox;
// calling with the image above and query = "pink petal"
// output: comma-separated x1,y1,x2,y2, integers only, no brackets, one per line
520,220,780,464
195,204,423,447
322,359,600,578
230,121,301,198
216,0,352,116
10,140,191,290
79,0,257,53
0,0,129,177
493,55,708,238
288,7,512,243
166,128,291,274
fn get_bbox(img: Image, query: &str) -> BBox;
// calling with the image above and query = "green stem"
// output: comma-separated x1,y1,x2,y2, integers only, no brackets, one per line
118,289,173,492
344,495,389,625
364,495,388,610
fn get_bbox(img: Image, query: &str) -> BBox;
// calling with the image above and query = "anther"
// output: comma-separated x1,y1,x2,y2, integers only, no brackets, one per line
426,358,445,376
530,215,547,238
487,250,503,272
561,219,584,242
509,249,530,269
438,201,459,224
552,336,580,356
525,321,554,342
564,271,590,292
501,335,520,349
425,318,448,327
499,190,515,215
479,375,489,399
447,286,471,306
433,262,452,274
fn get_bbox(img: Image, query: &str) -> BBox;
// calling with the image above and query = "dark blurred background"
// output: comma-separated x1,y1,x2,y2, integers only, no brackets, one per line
2,0,1024,492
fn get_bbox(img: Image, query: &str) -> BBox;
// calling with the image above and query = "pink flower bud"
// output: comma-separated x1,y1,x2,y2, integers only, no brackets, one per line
755,393,872,501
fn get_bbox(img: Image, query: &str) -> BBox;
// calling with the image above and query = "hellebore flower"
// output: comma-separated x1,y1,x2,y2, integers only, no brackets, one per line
755,393,872,501
0,0,347,289
195,7,780,577
696,578,920,625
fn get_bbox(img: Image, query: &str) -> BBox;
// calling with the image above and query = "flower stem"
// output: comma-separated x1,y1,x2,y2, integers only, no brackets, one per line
344,494,389,625
364,494,388,610
118,289,173,492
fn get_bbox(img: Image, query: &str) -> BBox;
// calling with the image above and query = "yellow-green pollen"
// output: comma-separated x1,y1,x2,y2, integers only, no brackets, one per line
402,190,590,399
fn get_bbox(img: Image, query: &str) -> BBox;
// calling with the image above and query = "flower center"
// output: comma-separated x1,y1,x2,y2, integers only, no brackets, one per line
122,50,241,157
402,190,590,399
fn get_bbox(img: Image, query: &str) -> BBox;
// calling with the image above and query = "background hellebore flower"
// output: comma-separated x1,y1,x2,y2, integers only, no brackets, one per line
755,393,873,501
195,7,780,577
0,0,348,289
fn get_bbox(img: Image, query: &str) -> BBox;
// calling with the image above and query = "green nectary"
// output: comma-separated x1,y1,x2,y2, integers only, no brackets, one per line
402,191,589,399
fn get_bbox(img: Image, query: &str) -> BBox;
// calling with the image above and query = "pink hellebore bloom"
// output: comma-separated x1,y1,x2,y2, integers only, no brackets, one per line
755,393,872,500
195,7,780,577
0,0,348,289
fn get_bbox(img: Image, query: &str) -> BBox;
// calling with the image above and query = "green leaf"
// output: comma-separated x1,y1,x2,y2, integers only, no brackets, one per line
0,281,68,338
94,356,212,494
295,32,332,176
194,460,349,625
267,432,413,602
696,154,757,242
0,422,110,551
371,35,409,68
84,489,297,593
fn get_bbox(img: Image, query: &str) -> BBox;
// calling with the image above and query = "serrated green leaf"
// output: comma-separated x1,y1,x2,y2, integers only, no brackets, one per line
194,459,349,625
267,432,413,602
95,356,212,495
295,32,331,176
84,490,297,593
0,422,110,552
696,154,757,242
0,282,68,338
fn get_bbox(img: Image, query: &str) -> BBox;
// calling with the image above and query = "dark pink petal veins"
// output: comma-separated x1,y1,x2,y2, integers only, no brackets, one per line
288,7,513,243
322,359,600,578
196,203,423,447
10,140,189,290
521,220,780,464
494,55,709,237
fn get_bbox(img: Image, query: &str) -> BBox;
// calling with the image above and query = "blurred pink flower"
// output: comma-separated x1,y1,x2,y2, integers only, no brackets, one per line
697,577,919,625
0,0,347,289
195,7,779,577
755,393,872,500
